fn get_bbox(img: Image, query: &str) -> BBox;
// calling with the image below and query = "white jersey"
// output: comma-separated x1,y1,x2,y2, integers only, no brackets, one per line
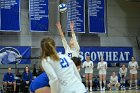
82,61,93,73
110,76,118,84
128,61,139,74
62,33,80,58
119,68,127,77
42,54,86,93
97,61,107,74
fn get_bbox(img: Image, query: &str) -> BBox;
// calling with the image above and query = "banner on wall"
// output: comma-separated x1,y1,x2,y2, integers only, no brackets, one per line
29,0,49,32
57,47,133,63
0,46,31,64
88,0,106,33
0,0,20,31
67,0,85,33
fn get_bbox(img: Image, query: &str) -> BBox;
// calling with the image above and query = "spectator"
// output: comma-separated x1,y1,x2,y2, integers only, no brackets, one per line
3,67,16,92
22,66,33,92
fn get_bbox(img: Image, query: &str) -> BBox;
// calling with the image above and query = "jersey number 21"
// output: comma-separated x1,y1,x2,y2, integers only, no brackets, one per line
60,58,69,68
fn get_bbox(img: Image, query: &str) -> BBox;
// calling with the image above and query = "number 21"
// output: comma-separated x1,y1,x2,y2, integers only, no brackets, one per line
60,58,69,68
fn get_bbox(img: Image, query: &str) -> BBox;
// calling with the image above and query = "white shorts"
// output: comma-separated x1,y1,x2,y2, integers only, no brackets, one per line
130,70,137,74
99,70,106,75
61,81,87,93
85,71,93,74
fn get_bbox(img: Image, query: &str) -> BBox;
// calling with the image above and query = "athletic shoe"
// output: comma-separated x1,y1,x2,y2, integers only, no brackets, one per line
102,87,105,91
129,87,131,90
123,87,126,90
100,87,103,91
89,87,92,92
136,87,138,90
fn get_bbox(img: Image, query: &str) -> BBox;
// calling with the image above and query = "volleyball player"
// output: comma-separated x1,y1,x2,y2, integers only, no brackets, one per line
128,56,139,89
82,55,94,92
119,64,127,90
30,72,50,93
97,56,107,91
108,72,120,90
30,56,82,93
56,21,80,58
41,37,86,93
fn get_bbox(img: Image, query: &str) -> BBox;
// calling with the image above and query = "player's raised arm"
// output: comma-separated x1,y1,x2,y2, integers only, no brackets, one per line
70,21,80,51
56,22,69,50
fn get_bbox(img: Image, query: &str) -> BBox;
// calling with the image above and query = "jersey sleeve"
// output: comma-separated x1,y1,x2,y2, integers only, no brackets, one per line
72,33,80,51
105,62,107,69
136,62,139,68
91,61,94,68
128,62,131,68
97,62,100,69
42,59,59,93
119,68,121,76
82,62,85,68
73,62,82,81
125,68,128,76
110,76,112,83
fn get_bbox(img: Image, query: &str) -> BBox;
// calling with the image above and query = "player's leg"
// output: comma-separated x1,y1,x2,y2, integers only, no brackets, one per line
134,74,138,89
102,74,106,90
129,73,133,89
99,74,103,90
85,73,89,91
35,87,50,93
89,73,93,92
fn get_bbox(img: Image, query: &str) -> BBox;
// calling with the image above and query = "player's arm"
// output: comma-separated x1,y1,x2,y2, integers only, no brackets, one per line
56,22,69,50
136,62,139,69
70,21,80,51
97,63,100,69
105,62,107,69
119,68,122,76
91,62,94,68
82,62,85,68
42,59,59,93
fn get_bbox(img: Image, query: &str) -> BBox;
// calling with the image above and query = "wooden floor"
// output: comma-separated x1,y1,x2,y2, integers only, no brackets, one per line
89,90,140,93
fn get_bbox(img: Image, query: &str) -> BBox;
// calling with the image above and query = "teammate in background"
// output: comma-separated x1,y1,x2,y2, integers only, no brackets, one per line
97,56,107,91
119,64,127,90
128,56,139,89
108,72,120,91
56,21,80,58
82,55,94,92
41,37,86,93
3,67,16,92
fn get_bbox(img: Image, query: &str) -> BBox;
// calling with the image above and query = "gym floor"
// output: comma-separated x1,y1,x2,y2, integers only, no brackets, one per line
90,90,140,93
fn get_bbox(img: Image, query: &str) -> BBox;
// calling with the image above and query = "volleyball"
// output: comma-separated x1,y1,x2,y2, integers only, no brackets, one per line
58,3,67,13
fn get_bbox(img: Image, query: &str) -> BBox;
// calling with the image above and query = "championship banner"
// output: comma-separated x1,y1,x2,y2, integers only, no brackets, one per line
67,0,85,33
88,0,106,33
57,47,133,63
0,0,20,31
29,0,49,32
0,46,31,64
